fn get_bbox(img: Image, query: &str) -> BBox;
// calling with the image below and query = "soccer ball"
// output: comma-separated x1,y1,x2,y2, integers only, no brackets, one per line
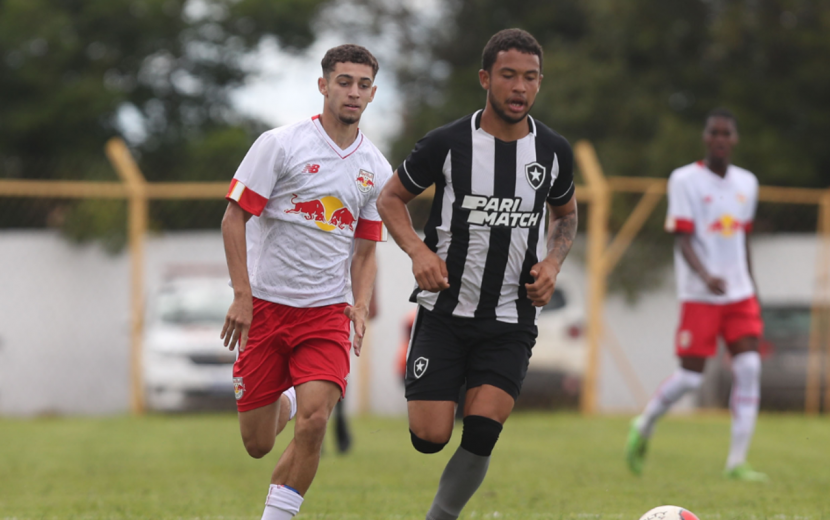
638,505,700,520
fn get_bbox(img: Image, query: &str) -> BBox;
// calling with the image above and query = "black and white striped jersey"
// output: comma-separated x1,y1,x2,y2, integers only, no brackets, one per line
398,110,575,325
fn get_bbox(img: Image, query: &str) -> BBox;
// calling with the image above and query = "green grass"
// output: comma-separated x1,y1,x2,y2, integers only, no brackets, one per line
1,412,829,519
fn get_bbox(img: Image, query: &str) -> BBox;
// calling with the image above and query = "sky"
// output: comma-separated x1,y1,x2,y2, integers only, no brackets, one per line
119,0,446,155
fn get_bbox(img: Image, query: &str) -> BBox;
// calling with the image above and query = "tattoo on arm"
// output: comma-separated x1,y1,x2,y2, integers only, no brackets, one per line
547,210,578,265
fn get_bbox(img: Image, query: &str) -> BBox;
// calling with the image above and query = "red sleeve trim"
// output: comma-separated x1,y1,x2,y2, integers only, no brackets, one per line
665,217,694,233
744,221,753,233
225,179,268,217
354,218,385,242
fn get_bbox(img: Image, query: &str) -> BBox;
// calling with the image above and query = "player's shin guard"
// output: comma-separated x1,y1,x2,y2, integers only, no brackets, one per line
262,484,303,520
425,416,503,520
636,368,703,437
727,351,761,470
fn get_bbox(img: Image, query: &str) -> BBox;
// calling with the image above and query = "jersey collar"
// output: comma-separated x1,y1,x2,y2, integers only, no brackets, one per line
696,160,732,181
472,109,537,139
311,114,364,159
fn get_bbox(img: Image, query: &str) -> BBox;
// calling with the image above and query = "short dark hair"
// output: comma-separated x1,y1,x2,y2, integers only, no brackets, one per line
481,29,543,72
706,107,738,130
321,44,379,79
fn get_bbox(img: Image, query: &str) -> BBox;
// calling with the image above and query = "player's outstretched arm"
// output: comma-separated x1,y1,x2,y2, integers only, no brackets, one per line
346,238,377,357
525,196,578,307
221,200,254,351
377,172,449,292
676,233,726,295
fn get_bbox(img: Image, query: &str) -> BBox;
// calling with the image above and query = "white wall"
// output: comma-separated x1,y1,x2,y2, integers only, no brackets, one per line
0,231,820,416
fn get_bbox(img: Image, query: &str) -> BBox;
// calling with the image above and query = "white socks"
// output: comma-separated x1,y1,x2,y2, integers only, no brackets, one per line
636,368,704,437
726,351,761,470
262,484,303,520
283,387,297,421
260,391,300,520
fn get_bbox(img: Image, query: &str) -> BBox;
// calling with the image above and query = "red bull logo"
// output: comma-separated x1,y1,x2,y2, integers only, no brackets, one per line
356,169,375,193
233,377,245,400
708,214,742,237
285,194,326,222
285,194,357,233
330,206,357,231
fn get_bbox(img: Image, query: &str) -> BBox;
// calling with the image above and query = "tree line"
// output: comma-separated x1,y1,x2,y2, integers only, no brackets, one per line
2,0,828,247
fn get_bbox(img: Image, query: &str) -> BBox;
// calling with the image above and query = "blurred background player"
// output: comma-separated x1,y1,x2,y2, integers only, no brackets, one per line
220,45,391,519
378,29,578,520
626,108,766,482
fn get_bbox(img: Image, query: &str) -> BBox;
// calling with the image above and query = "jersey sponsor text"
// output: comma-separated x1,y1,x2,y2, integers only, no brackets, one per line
462,195,540,228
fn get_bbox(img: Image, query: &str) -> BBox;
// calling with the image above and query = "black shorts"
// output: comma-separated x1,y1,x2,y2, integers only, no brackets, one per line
404,306,537,402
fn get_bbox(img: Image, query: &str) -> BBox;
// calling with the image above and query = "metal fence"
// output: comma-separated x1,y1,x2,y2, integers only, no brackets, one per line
1,139,828,415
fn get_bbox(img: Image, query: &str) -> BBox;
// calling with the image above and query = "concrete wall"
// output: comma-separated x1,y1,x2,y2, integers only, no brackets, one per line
0,231,820,416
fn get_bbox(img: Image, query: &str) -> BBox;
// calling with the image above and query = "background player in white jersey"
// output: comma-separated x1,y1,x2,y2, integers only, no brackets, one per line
378,29,578,520
626,108,766,482
220,45,391,519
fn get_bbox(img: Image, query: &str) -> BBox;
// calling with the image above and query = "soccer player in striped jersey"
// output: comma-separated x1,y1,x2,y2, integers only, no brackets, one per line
625,108,767,482
378,29,578,520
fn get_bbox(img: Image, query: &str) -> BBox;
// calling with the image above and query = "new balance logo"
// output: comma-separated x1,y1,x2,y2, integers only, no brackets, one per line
302,164,320,174
461,195,541,228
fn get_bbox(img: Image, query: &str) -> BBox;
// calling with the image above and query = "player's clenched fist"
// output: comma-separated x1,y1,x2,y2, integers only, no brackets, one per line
411,246,450,292
524,260,560,307
221,296,252,352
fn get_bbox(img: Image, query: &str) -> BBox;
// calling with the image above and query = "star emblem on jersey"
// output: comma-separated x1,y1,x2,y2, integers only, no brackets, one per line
413,356,429,379
524,162,546,191
356,169,375,193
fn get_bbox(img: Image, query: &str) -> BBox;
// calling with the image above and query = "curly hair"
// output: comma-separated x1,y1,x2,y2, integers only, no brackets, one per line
321,44,379,79
481,29,543,72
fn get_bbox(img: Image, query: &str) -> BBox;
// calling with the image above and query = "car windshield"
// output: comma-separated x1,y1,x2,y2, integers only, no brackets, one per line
761,306,812,341
154,283,232,325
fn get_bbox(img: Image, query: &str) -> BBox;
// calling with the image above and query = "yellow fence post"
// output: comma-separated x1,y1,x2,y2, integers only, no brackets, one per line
806,192,830,413
805,193,830,414
574,141,610,415
821,193,830,412
105,138,149,415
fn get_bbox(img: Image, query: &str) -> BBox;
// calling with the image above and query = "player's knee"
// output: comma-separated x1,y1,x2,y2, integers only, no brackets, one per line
460,415,503,457
734,350,761,377
242,437,274,459
677,367,704,391
295,409,329,440
410,430,449,454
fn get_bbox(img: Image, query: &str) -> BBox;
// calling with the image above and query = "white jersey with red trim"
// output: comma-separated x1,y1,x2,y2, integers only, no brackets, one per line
665,161,759,304
226,116,391,308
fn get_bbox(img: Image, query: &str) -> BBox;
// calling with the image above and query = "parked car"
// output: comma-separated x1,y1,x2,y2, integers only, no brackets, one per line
516,276,585,409
143,274,236,411
698,304,821,411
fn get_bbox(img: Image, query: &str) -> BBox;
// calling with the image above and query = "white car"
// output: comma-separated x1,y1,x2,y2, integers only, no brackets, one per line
143,275,236,411
519,276,585,408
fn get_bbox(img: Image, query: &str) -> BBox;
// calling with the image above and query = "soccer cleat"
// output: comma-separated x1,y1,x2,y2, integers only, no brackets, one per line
625,418,648,475
724,463,768,482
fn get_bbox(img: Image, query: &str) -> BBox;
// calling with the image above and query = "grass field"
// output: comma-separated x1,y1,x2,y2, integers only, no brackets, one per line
1,412,829,519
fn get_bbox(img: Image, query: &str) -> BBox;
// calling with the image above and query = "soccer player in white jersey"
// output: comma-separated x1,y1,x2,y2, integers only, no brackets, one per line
220,44,392,519
626,108,766,482
378,29,578,519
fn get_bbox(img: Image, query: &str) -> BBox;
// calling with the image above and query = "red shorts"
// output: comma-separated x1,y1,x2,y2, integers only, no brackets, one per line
232,298,351,412
675,296,763,358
